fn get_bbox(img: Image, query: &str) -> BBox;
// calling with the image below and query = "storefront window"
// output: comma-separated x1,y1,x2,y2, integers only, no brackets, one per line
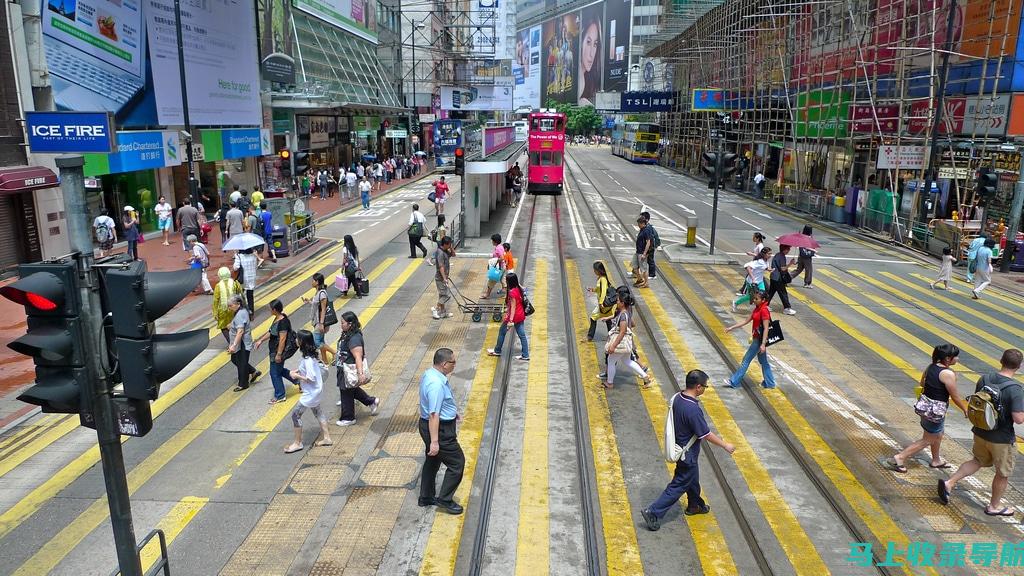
101,170,159,233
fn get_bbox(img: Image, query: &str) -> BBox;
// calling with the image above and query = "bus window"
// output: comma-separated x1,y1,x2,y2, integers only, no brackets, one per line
541,151,553,165
530,151,541,166
552,152,563,166
532,118,556,131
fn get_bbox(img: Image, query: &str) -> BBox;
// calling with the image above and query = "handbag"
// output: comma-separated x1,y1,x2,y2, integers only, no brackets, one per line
914,394,948,423
408,220,424,237
356,273,370,296
335,273,349,292
341,358,372,388
487,265,503,283
320,290,338,327
137,229,145,244
282,330,299,360
765,319,784,347
427,191,437,203
521,289,535,317
344,254,359,277
780,270,793,284
606,326,634,355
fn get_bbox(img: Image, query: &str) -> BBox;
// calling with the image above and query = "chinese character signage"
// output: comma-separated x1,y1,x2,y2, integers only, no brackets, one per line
691,89,724,112
620,91,676,112
84,130,181,177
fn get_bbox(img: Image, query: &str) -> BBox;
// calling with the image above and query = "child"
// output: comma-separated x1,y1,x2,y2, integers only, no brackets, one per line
499,242,515,295
430,214,447,246
284,330,333,453
931,247,957,290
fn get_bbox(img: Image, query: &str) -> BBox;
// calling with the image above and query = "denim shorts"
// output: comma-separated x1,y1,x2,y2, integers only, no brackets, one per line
920,416,945,435
313,329,325,348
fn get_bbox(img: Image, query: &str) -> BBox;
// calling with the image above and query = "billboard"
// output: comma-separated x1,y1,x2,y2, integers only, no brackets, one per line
577,4,603,106
794,89,850,138
473,0,508,58
40,0,263,127
440,80,513,111
541,13,579,105
514,26,542,109
292,0,377,43
604,0,630,92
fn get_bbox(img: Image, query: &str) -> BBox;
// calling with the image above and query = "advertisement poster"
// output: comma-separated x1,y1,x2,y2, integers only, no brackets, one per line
146,0,262,126
604,0,630,92
292,0,377,42
794,89,850,138
577,4,603,106
542,13,579,105
514,26,542,109
440,79,513,111
473,0,508,58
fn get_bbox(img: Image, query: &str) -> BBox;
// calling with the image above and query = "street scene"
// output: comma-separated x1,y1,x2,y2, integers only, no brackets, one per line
2,0,1024,575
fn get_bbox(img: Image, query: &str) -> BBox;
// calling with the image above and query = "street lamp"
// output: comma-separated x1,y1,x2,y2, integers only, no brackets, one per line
410,20,427,153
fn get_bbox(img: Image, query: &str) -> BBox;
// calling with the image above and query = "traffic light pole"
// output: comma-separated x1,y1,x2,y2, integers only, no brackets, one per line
56,155,142,576
1001,156,1024,272
709,134,722,256
174,0,200,209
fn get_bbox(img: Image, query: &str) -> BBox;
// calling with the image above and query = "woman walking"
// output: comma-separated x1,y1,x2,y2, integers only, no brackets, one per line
322,311,379,426
725,289,776,389
885,344,967,472
736,232,765,295
603,288,651,389
487,272,530,361
971,239,996,299
731,247,772,313
765,244,796,315
233,248,258,313
187,235,213,294
284,330,334,453
213,267,244,343
587,261,615,341
226,295,261,392
254,299,298,404
408,204,429,259
341,235,362,298
930,247,957,290
792,225,816,288
122,206,141,261
301,273,331,361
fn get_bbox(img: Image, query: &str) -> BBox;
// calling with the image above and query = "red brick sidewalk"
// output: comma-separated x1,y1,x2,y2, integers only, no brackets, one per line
0,165,436,424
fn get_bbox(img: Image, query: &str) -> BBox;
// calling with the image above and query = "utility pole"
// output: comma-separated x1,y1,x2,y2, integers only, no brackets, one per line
174,0,200,208
1000,154,1024,272
709,132,722,255
57,155,142,576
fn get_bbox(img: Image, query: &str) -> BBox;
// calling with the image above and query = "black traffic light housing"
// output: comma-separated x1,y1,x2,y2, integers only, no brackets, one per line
975,166,998,199
293,152,309,178
1,261,88,413
702,151,719,189
454,147,465,177
105,261,209,401
279,149,292,180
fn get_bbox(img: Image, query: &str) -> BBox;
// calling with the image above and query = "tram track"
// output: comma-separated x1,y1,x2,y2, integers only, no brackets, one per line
564,149,894,576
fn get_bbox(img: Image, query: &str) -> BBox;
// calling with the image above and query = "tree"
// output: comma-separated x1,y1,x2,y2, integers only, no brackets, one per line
544,100,603,135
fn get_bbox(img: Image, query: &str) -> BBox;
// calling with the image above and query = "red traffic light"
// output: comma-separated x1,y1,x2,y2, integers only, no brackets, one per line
455,147,464,157
0,272,64,312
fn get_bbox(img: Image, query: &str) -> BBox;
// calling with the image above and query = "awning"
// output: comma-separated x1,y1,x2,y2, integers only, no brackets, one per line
0,166,59,195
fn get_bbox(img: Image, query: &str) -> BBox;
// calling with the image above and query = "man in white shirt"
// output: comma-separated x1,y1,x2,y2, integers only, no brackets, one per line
359,177,372,210
93,209,117,257
155,196,174,245
345,169,357,200
753,171,766,198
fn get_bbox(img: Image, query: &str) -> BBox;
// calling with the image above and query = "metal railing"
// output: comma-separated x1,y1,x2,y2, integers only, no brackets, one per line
109,530,169,576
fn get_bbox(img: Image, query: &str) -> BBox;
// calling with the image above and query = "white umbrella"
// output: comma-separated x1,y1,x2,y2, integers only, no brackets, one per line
414,150,428,156
222,232,266,251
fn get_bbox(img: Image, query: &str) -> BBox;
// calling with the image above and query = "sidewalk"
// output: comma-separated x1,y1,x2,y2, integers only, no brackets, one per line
667,166,1024,297
0,165,438,426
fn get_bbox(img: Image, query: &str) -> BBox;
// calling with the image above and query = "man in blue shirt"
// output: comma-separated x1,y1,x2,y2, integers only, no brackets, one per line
259,202,277,263
418,347,465,514
641,370,735,531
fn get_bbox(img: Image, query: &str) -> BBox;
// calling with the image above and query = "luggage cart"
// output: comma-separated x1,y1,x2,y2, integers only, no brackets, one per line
448,280,504,323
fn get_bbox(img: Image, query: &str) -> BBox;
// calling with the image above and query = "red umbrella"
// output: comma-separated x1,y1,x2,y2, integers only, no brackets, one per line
776,232,820,250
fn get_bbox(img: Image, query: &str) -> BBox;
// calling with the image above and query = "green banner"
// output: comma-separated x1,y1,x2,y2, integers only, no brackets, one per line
794,89,849,138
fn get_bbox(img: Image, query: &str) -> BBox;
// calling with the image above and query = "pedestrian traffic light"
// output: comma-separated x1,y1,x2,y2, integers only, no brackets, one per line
293,152,309,177
1,261,88,413
702,151,719,189
975,166,998,199
720,153,738,177
104,261,209,401
454,147,465,177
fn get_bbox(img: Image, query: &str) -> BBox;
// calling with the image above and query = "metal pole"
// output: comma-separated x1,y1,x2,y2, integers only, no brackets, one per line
174,0,200,209
1000,155,1024,272
709,133,722,255
56,155,142,576
411,22,417,154
918,0,958,227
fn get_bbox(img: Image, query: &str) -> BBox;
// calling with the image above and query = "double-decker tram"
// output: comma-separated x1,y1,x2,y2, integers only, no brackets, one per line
618,122,661,163
527,111,566,195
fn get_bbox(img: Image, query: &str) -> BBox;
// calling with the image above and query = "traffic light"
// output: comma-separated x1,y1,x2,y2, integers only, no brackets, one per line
702,151,719,189
1,261,88,413
293,152,309,177
105,261,209,401
975,166,998,199
454,147,465,177
720,153,738,178
279,150,292,180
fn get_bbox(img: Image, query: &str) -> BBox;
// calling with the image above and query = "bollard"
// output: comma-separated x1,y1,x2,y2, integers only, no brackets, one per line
685,216,698,248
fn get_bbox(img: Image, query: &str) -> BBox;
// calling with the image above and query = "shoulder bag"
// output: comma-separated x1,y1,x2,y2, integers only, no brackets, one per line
341,358,372,388
914,394,948,423
664,393,699,463
319,290,339,327
765,319,784,347
605,325,634,355
520,289,535,317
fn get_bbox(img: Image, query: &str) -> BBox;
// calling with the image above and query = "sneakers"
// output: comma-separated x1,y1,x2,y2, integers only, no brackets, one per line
370,397,380,415
684,503,711,516
336,419,356,426
598,371,608,379
783,308,796,315
730,302,737,313
487,349,501,357
432,310,442,320
515,355,529,361
336,399,342,406
640,508,660,531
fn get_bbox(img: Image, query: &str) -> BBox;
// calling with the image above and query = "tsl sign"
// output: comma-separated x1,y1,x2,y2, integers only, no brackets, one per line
26,111,116,154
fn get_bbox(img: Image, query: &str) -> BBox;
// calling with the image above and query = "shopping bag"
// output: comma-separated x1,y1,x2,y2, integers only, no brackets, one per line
335,273,349,292
356,275,370,296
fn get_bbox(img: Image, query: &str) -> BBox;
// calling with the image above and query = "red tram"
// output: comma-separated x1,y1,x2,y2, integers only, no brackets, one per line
526,111,566,195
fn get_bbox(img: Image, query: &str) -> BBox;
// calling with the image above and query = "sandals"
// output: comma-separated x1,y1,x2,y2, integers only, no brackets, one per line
929,460,952,469
284,443,304,454
883,458,908,473
314,439,334,447
268,397,285,404
984,507,1014,517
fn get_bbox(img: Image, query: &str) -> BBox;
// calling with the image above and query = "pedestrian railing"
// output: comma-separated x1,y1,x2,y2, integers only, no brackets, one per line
108,529,169,576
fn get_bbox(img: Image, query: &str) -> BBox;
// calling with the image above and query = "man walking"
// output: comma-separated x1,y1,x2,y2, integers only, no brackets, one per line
260,202,277,263
753,169,766,197
419,347,465,514
939,349,1023,515
155,196,174,246
640,211,660,280
633,217,654,288
432,236,454,319
345,167,357,201
641,370,735,531
225,202,245,244
176,198,200,252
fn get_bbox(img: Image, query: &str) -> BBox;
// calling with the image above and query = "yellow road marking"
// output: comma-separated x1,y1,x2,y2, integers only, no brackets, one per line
9,259,416,572
0,258,397,544
419,322,502,576
139,497,208,572
910,270,1024,311
515,259,549,575
565,260,643,576
878,271,1024,340
680,266,932,576
0,415,60,452
644,269,826,573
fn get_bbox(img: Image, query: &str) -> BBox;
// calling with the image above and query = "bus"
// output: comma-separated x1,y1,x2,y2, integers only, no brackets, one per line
527,111,566,195
614,122,661,163
433,119,463,171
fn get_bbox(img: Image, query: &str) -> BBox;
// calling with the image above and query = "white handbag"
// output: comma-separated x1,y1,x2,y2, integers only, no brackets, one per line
340,358,371,389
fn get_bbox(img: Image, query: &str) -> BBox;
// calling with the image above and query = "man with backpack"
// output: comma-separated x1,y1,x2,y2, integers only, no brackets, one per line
640,211,661,280
93,209,117,257
939,349,1024,515
640,370,734,531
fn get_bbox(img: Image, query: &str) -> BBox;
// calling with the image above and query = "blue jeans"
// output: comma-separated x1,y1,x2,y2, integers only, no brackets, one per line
649,460,704,518
361,192,370,209
494,322,529,358
728,338,776,388
269,359,297,400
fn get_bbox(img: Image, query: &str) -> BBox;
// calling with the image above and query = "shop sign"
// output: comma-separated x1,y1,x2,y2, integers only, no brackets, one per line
620,91,676,112
84,131,181,177
849,104,900,133
309,117,331,149
938,166,970,179
353,116,381,132
795,89,850,138
908,95,1011,136
690,89,724,112
262,53,296,84
419,113,436,123
197,128,272,162
941,148,1021,173
273,109,293,135
26,111,116,154
385,129,408,138
876,145,927,169
1007,94,1024,136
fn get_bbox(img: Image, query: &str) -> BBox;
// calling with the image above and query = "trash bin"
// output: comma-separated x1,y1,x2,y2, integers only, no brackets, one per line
1012,240,1024,272
271,224,289,257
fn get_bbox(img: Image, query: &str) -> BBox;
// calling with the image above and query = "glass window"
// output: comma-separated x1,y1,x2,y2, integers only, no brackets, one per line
530,151,541,166
541,151,553,165
552,152,563,166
